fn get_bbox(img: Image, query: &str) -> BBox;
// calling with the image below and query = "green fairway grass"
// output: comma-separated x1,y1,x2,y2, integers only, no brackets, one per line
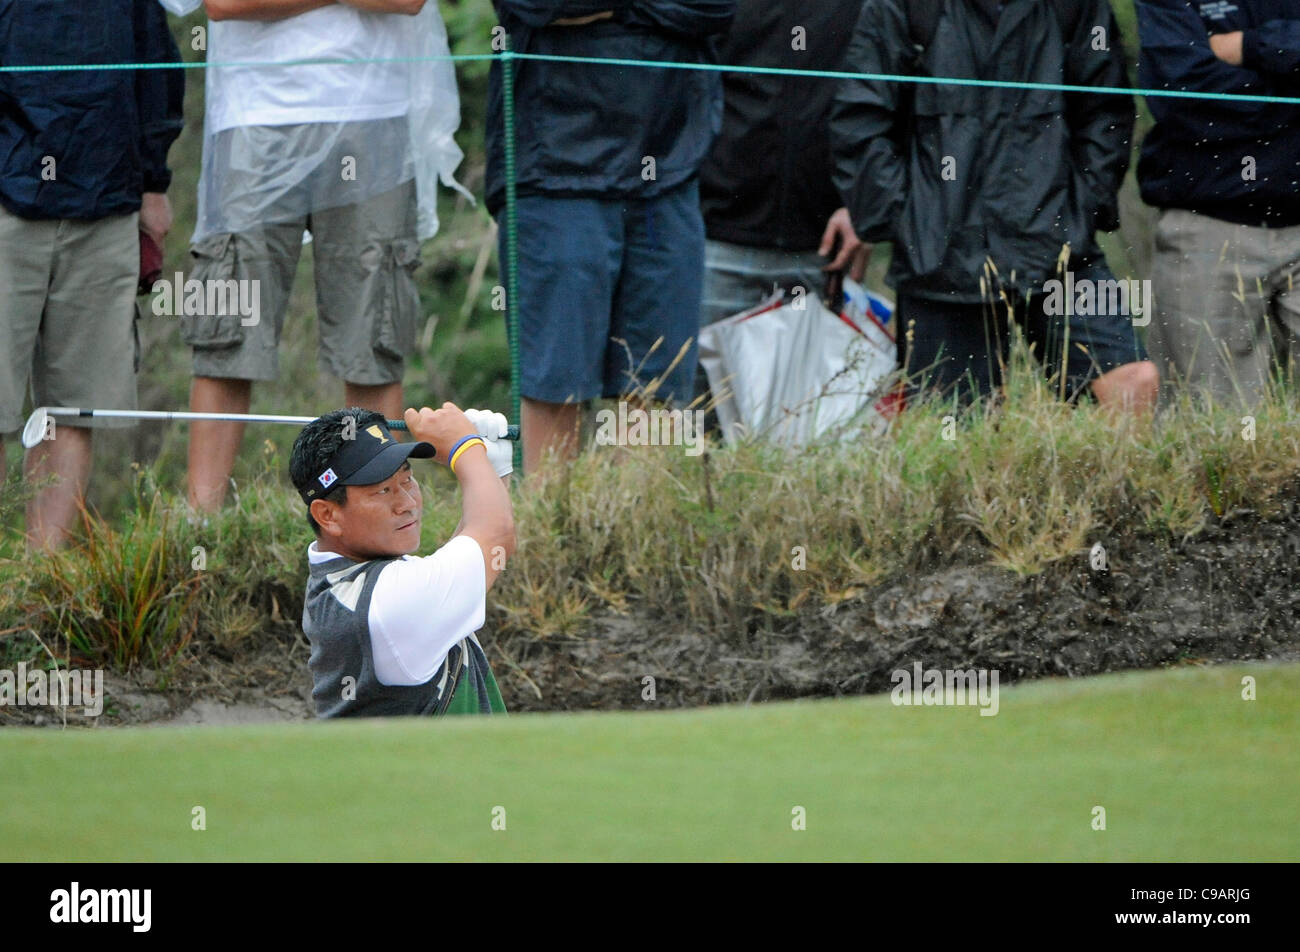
2,664,1295,861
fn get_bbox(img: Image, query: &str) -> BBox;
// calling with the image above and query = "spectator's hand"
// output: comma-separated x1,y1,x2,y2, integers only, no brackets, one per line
139,192,173,247
340,0,426,14
552,11,613,25
848,243,871,283
819,207,872,281
404,403,477,466
463,408,513,478
1209,31,1244,66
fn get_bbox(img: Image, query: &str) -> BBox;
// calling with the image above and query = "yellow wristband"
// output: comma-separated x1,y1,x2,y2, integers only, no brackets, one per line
449,437,486,473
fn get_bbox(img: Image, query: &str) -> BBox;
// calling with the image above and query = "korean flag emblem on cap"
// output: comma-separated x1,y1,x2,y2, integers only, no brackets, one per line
318,468,338,489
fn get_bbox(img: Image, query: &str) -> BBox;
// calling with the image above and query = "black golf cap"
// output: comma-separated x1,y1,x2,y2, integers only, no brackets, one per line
299,419,435,504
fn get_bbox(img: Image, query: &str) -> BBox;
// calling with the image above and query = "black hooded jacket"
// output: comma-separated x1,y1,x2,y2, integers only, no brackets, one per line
831,0,1134,302
699,0,863,251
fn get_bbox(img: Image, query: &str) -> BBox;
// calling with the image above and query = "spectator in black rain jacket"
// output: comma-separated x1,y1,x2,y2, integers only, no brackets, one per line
696,0,871,410
832,0,1159,412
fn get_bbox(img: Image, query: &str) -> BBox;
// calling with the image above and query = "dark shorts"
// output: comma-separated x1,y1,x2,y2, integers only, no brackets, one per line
500,179,704,404
897,257,1148,405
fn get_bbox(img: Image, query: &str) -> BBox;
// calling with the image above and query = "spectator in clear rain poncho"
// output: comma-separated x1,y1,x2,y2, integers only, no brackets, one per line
161,0,472,512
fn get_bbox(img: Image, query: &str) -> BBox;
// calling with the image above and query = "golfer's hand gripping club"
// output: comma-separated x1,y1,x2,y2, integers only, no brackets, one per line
398,406,512,478
403,403,516,588
403,404,479,467
386,417,519,442
462,408,513,478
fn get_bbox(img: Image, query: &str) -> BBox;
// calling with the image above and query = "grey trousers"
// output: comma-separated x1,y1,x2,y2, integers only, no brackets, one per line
1148,207,1300,407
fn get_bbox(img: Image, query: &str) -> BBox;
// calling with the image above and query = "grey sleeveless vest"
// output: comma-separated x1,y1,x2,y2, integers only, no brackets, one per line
302,552,468,718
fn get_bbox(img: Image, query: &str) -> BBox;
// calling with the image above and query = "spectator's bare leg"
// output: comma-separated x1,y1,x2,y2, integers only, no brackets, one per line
1091,360,1160,415
188,375,251,512
523,397,580,475
344,381,404,427
24,425,92,551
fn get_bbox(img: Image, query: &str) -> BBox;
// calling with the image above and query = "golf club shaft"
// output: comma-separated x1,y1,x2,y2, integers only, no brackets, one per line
32,407,520,440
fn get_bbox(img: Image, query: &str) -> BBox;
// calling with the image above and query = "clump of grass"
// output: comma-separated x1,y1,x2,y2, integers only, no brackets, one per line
26,495,199,673
490,333,1300,639
1,451,313,673
181,441,312,655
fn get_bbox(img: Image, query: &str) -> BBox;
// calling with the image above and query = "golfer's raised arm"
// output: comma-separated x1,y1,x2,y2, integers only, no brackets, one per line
404,404,516,589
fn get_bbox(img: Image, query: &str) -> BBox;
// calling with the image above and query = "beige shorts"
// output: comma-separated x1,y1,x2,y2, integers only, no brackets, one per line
0,203,140,434
182,178,421,385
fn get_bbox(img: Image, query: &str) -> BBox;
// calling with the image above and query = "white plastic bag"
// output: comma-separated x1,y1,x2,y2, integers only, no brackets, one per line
698,279,899,447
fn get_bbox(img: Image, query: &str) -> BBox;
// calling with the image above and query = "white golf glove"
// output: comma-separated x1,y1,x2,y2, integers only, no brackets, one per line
463,408,513,478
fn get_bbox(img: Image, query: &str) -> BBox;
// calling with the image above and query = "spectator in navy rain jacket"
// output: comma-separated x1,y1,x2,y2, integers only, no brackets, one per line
1137,0,1300,406
485,1,734,474
0,0,183,549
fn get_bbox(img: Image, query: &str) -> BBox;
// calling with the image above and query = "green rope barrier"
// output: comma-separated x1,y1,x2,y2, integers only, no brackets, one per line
507,51,1300,106
0,54,499,72
4,51,1300,106
502,45,522,477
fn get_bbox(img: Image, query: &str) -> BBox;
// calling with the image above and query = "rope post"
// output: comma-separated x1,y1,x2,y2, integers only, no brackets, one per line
502,42,522,476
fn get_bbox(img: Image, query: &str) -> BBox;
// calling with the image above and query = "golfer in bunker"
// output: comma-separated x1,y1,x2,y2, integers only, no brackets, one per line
289,403,515,717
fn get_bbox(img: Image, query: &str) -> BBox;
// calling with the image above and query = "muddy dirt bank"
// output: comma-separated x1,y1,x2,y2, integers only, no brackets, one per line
497,503,1300,712
7,501,1298,727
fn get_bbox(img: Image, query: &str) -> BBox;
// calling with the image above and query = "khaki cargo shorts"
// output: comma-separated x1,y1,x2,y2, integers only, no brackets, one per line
0,203,140,434
182,178,422,385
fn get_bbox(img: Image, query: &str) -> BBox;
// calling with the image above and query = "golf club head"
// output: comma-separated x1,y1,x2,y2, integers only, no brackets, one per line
21,407,50,449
